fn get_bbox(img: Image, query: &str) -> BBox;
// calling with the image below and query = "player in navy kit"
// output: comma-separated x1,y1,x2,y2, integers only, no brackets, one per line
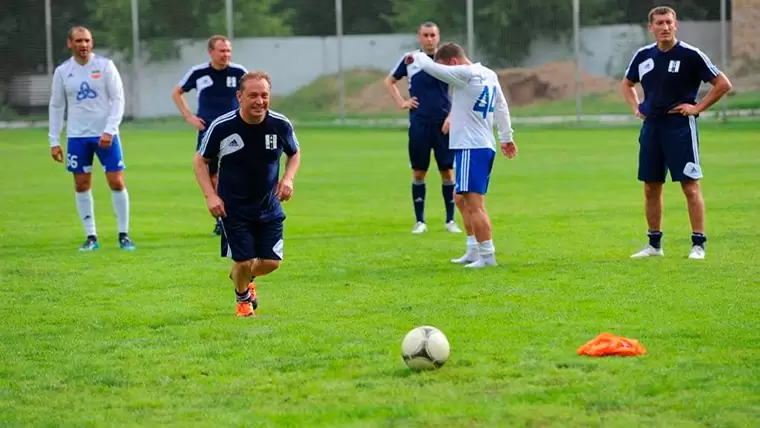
193,71,301,318
384,22,462,235
621,6,732,260
172,35,247,235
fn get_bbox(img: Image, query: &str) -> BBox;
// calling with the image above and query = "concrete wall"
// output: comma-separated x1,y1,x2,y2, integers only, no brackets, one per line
732,0,760,60
8,21,728,118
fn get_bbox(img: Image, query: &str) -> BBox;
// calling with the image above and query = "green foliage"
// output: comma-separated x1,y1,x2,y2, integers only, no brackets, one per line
85,0,293,63
386,0,625,67
0,0,731,79
277,0,394,36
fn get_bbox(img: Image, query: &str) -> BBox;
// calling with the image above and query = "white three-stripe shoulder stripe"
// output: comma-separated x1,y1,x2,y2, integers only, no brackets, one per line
268,110,293,126
680,42,720,76
198,110,237,154
269,110,299,147
178,63,209,87
229,62,248,73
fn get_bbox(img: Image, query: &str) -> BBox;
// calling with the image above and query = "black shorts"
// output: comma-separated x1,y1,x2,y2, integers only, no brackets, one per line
408,119,454,172
197,130,219,176
220,213,284,262
638,115,702,183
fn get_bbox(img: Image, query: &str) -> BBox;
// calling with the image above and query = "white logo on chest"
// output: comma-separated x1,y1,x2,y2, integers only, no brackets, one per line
265,134,278,150
196,75,213,91
638,58,654,80
226,76,237,88
668,60,681,73
219,133,245,158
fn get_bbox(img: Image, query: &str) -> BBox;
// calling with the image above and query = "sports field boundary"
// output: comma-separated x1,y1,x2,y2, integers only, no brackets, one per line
2,108,758,130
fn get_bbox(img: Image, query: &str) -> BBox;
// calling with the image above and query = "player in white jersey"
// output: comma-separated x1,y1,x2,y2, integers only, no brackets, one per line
48,26,135,251
407,43,517,268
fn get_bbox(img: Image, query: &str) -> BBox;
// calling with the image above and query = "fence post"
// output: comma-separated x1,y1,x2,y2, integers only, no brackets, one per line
226,0,234,39
45,0,53,77
573,0,581,123
335,0,344,123
720,0,728,123
131,0,140,118
466,0,474,58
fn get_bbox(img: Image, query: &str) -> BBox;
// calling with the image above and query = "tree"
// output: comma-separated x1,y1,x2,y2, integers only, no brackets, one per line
386,0,629,67
84,0,294,63
276,0,393,36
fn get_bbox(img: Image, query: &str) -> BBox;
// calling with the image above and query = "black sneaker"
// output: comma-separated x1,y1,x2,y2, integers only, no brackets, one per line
119,234,136,251
79,235,99,251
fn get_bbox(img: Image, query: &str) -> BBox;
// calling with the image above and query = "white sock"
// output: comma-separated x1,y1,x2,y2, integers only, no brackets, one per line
75,190,96,237
466,235,477,250
111,189,130,234
478,239,495,260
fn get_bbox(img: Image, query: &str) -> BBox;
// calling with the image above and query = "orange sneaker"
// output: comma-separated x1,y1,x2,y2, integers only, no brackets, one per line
249,281,258,310
236,302,254,317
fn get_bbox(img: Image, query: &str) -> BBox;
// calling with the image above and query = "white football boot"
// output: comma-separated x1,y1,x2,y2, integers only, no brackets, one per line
688,245,705,260
464,256,498,268
444,221,462,233
451,248,478,264
630,244,664,258
411,222,428,234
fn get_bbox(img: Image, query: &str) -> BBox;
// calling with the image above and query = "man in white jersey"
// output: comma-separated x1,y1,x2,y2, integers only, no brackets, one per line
406,43,517,268
49,26,135,251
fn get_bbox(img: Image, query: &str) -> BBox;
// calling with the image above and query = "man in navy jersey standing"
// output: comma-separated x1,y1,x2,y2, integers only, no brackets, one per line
384,22,462,235
173,35,248,235
621,6,732,260
193,71,301,318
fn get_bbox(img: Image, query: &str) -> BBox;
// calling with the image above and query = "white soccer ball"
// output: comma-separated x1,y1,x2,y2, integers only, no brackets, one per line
401,325,450,370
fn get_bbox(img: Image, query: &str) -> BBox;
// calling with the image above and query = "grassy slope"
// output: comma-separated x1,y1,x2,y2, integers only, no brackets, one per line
272,70,760,120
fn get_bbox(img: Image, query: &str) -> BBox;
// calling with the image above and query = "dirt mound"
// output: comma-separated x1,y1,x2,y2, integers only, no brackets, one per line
726,58,760,93
345,78,410,113
495,60,619,106
341,60,620,113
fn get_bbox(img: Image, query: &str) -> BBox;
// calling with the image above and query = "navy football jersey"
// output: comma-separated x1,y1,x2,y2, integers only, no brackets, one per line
625,41,720,118
178,62,248,124
391,51,451,122
198,110,300,221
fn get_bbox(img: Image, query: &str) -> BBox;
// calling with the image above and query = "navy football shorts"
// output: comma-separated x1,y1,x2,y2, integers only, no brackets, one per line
220,213,284,262
408,119,454,172
638,115,703,183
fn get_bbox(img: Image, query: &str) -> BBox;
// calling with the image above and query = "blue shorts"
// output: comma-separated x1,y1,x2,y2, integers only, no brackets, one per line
66,136,125,173
408,119,454,172
197,130,219,176
454,148,496,195
638,115,702,182
220,213,284,262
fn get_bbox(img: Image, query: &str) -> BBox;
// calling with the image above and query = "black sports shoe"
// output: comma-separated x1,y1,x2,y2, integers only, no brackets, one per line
79,235,99,251
119,234,136,251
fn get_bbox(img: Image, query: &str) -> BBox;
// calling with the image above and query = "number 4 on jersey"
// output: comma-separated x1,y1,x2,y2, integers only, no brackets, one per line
473,86,496,119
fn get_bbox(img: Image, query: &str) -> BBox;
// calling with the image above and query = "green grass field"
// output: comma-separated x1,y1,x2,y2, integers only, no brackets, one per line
1,123,759,427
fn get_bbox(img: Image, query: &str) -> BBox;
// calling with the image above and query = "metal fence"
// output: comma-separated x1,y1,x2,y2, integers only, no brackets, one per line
1,0,756,124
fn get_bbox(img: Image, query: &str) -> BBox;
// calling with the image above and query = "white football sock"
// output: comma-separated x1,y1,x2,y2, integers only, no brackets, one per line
75,190,97,237
466,235,477,250
478,239,496,262
111,189,130,234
